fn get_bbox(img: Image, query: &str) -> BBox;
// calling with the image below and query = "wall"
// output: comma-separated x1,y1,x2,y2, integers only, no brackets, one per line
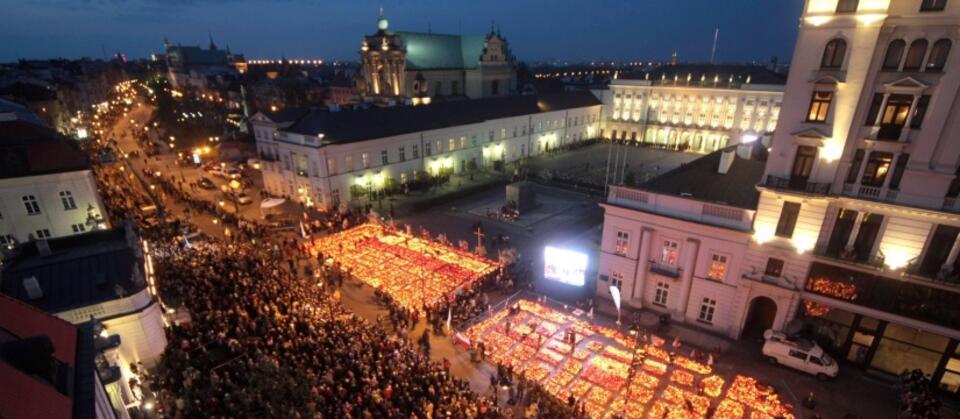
0,170,108,243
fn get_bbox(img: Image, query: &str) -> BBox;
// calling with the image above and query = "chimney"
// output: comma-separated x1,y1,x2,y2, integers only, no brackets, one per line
36,240,51,256
718,150,736,174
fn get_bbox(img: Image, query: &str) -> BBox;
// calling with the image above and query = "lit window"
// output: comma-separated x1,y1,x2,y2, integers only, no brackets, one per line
615,231,630,256
698,298,717,323
660,239,679,266
448,138,456,151
362,153,369,169
765,258,785,278
708,254,728,281
806,91,833,122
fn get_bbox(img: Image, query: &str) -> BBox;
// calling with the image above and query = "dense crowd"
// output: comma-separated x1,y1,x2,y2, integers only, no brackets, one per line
151,238,503,418
898,369,943,419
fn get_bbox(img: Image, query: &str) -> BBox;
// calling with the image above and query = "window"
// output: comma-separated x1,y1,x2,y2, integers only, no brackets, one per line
327,158,337,175
889,154,910,190
882,40,906,70
806,91,833,122
920,0,947,11
911,95,931,128
412,144,419,159
398,147,406,162
698,298,717,323
460,137,467,149
451,81,460,95
446,138,454,152
35,229,51,239
861,151,894,186
775,202,801,238
381,150,388,165
927,39,951,71
345,155,354,171
708,254,728,281
492,79,500,95
764,258,785,278
788,350,808,361
434,81,442,95
821,39,846,69
59,191,76,210
846,149,865,183
611,272,624,290
71,223,86,233
654,282,669,306
361,153,369,169
836,0,858,12
660,239,679,266
425,142,432,156
615,231,630,256
0,235,14,246
22,195,40,215
904,39,929,70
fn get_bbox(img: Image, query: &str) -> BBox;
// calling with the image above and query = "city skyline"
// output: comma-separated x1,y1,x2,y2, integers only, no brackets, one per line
0,0,804,63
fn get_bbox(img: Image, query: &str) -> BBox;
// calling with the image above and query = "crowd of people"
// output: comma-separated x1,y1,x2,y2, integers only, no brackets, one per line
898,369,943,418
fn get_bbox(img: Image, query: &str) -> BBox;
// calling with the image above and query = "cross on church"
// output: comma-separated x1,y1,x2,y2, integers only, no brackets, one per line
474,224,485,251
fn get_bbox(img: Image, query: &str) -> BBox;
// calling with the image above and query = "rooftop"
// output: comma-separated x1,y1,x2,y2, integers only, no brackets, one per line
0,294,95,419
619,63,787,87
1,225,144,313
0,120,90,179
261,91,601,144
638,144,767,209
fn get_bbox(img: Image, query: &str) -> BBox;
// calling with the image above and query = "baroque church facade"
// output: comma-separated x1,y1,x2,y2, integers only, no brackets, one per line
358,12,517,100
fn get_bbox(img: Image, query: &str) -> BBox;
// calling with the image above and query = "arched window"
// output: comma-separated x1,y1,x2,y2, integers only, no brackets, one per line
821,39,846,69
882,40,906,70
903,39,929,70
927,39,951,71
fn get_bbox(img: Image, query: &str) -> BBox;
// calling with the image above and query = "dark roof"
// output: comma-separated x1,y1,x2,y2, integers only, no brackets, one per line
638,145,766,209
277,91,600,143
1,226,144,313
0,120,90,179
622,63,786,86
0,294,81,419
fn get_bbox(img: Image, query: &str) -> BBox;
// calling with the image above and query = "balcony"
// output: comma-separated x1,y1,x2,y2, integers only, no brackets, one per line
649,263,681,278
876,124,904,141
763,175,831,195
813,244,886,271
841,184,899,202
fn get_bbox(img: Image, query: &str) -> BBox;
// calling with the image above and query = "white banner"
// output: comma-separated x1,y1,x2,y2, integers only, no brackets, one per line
610,285,621,312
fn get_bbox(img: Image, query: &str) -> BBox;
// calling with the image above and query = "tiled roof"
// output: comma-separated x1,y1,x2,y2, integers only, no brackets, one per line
1,226,143,313
276,91,601,144
0,120,90,179
638,144,767,209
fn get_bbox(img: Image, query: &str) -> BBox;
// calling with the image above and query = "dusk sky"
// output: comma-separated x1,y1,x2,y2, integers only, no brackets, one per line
1,0,804,64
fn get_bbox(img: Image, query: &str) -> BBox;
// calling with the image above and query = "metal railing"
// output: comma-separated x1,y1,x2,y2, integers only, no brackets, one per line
763,175,831,195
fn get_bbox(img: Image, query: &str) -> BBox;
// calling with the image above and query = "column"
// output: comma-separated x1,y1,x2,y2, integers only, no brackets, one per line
630,227,654,306
844,211,866,253
942,233,960,270
677,238,700,321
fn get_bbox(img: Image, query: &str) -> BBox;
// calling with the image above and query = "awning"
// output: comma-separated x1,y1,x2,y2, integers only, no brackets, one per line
260,198,286,209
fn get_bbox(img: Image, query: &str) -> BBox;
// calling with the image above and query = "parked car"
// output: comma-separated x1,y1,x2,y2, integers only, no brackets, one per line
223,167,242,179
197,176,216,190
235,192,253,205
762,329,838,380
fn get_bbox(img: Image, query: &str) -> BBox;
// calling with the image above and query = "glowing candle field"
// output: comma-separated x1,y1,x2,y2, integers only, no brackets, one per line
465,300,796,419
308,224,499,311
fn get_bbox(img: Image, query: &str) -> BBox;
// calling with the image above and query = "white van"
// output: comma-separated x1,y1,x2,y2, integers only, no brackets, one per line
762,329,838,380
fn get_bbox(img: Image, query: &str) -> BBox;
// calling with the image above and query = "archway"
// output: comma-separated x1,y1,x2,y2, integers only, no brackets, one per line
742,296,778,341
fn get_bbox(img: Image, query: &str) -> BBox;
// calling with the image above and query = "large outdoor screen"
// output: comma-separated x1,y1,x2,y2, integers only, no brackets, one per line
543,246,588,287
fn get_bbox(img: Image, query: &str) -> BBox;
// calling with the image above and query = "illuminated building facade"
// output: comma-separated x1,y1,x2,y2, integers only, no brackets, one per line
251,91,601,208
357,11,516,100
598,64,785,153
747,0,960,390
598,143,766,339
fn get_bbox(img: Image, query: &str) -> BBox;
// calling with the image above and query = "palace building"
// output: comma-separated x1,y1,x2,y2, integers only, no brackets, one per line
598,64,786,154
357,11,516,100
251,91,601,208
596,0,960,392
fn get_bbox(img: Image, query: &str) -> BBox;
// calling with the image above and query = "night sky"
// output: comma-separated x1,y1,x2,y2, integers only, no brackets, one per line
1,0,804,64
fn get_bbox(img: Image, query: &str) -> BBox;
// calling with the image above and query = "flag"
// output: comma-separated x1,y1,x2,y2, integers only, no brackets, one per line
609,286,621,312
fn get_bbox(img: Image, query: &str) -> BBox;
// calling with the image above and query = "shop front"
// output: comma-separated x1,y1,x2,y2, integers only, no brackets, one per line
799,262,960,395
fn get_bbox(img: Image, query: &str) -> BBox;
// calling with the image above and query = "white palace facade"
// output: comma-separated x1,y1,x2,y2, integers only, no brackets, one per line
597,0,960,392
251,91,601,208
597,64,786,153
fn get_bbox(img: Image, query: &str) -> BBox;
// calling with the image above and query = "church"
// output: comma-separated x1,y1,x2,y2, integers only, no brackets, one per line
358,11,517,100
